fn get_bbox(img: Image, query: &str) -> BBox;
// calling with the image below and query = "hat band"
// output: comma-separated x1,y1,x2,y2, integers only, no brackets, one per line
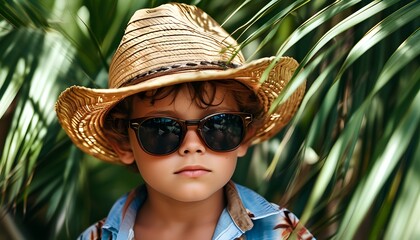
120,60,242,87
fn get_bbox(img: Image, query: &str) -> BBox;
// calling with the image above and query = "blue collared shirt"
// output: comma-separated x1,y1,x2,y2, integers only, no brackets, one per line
78,181,315,239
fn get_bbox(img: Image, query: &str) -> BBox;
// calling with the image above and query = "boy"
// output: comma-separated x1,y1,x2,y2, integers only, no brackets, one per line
56,3,314,240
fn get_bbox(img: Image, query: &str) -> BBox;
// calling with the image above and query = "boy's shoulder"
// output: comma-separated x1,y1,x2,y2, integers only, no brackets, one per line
77,188,141,240
224,182,315,240
76,218,106,240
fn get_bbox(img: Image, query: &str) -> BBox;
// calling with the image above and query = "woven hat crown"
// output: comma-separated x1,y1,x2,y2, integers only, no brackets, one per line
109,3,245,89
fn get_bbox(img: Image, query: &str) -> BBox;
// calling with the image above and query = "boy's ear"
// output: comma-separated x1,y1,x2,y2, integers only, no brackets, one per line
237,143,250,157
108,139,135,165
237,126,256,157
244,125,257,143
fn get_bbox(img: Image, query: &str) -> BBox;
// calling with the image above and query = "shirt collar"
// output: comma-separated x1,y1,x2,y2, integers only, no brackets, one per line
102,181,280,239
218,181,280,237
224,181,254,231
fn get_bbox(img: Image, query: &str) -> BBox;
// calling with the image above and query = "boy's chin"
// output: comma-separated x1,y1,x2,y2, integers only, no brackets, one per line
151,181,226,203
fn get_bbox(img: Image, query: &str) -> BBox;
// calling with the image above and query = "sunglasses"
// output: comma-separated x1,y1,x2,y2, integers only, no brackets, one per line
128,112,253,155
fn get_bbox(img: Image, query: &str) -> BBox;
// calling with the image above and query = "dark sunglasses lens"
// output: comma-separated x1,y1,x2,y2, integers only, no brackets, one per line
138,118,182,154
201,114,244,151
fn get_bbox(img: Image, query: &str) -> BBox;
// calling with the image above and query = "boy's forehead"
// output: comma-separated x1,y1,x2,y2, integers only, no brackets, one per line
139,82,231,100
136,83,230,104
129,84,239,117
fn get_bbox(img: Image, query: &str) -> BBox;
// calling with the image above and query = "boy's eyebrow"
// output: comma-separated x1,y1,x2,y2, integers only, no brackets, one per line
134,110,176,117
134,108,239,119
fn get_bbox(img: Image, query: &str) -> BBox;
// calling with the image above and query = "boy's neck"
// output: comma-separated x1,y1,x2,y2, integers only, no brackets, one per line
136,185,225,227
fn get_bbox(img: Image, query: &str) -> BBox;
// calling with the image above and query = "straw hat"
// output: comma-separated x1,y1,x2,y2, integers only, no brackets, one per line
55,3,305,163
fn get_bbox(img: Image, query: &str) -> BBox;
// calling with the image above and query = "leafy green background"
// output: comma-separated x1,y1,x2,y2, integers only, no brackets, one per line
0,0,418,239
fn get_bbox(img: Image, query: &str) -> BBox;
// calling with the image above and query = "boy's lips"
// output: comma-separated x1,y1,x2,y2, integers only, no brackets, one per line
174,165,211,177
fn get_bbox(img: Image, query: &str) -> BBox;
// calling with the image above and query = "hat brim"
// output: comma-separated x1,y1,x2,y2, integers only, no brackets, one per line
55,56,304,163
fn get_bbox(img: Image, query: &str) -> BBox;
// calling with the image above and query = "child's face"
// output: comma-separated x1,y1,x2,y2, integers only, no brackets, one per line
114,85,251,203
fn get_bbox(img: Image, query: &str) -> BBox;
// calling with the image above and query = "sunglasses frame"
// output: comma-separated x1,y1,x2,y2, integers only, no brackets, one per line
128,112,253,155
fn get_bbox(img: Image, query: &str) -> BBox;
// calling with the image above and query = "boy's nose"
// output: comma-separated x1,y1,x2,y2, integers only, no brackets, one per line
178,127,206,155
